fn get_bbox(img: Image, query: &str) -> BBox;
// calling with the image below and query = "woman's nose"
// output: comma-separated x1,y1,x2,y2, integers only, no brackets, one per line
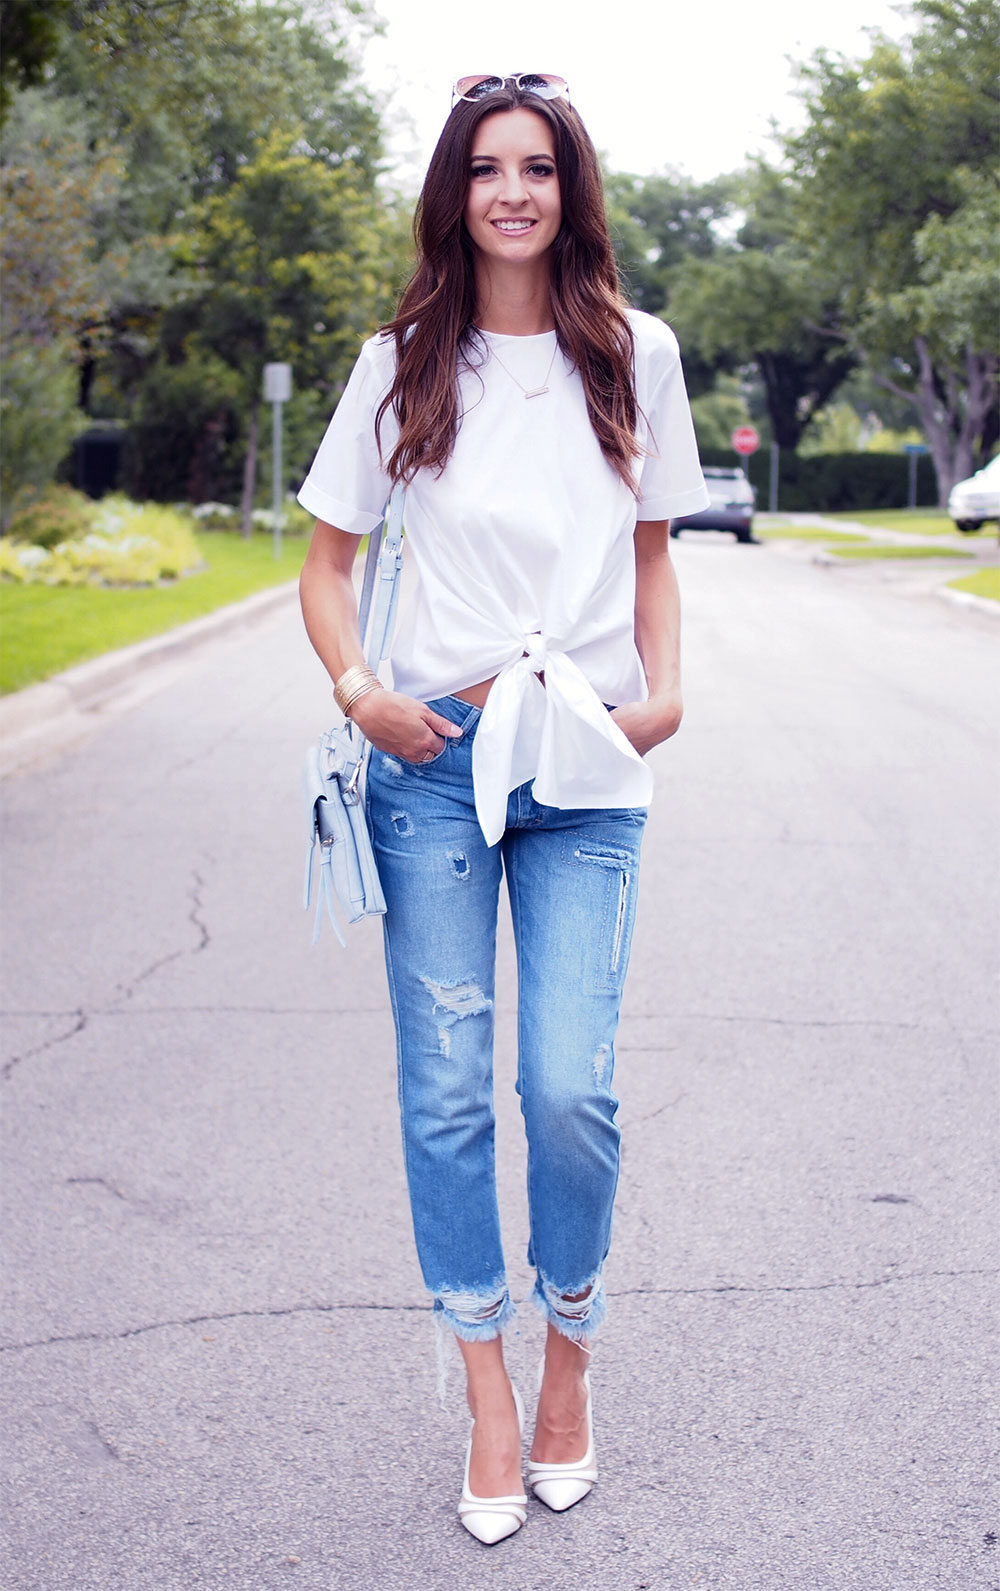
498,170,528,204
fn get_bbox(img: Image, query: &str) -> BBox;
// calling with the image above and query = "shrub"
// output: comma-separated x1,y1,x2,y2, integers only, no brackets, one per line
4,486,96,548
119,358,244,504
699,448,938,511
0,342,84,526
0,497,202,585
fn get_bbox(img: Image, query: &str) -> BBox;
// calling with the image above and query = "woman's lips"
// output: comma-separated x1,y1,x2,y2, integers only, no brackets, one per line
490,218,536,233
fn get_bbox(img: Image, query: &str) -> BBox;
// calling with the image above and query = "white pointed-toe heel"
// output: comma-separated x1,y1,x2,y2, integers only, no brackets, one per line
458,1382,528,1545
527,1366,598,1513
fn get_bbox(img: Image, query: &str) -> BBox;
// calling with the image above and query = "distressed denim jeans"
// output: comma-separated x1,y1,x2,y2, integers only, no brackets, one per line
367,696,647,1344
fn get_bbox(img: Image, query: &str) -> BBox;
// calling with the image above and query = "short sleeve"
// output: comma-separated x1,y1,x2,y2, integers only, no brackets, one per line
296,336,395,535
632,315,710,521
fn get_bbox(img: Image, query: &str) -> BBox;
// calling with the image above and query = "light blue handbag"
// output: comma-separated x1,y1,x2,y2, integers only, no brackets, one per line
302,484,405,944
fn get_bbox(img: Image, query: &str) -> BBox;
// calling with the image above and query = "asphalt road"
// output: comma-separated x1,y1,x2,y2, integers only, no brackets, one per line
2,537,997,1591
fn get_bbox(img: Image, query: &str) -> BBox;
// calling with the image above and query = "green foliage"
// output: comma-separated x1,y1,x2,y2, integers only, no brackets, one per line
667,166,856,449
0,496,202,585
605,168,738,318
119,355,244,503
1,0,400,514
0,89,126,354
0,0,68,118
688,378,755,452
0,343,85,525
784,0,999,497
700,447,939,512
3,485,95,548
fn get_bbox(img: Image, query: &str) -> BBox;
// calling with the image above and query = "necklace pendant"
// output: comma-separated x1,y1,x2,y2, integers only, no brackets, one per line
523,385,549,399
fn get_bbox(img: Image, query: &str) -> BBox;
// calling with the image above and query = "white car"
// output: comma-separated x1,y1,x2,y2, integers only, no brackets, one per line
948,455,1000,532
670,467,756,543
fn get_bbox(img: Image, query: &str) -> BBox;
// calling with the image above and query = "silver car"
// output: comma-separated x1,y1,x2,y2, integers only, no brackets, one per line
670,466,756,543
948,455,1000,532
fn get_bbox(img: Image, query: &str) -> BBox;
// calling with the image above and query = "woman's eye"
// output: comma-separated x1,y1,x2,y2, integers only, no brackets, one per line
528,163,555,178
469,163,496,178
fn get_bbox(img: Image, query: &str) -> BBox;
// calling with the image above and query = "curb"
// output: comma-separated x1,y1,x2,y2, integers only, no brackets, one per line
936,584,1000,618
0,580,299,770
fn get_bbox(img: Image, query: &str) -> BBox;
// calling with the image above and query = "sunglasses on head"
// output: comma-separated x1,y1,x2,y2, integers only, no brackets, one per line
452,73,570,105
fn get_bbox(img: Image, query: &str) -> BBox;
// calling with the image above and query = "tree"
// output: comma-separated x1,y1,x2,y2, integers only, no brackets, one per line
785,0,999,498
0,89,122,516
0,0,68,119
604,167,738,399
171,130,408,530
665,166,856,449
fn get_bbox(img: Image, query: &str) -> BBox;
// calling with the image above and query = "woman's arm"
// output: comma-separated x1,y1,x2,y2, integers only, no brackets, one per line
299,520,460,761
609,518,683,757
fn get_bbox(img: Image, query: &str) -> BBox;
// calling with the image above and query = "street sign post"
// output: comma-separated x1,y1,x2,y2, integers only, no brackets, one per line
732,425,760,481
904,442,928,510
263,362,293,559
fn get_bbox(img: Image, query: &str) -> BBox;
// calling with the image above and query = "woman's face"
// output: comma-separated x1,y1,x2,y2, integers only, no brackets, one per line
463,108,562,266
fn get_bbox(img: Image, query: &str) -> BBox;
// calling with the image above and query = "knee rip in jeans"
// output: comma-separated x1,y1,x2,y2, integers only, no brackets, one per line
390,810,414,837
418,974,492,1058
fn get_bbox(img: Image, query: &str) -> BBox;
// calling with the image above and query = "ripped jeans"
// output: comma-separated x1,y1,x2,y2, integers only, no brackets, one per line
367,696,647,1345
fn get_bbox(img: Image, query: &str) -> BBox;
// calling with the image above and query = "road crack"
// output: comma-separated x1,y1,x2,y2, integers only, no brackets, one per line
2,1268,996,1356
0,1299,431,1354
114,868,210,1003
1,1009,87,1082
609,1266,998,1302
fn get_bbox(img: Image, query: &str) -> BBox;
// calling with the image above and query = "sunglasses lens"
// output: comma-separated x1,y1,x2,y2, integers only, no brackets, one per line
455,75,505,100
515,73,568,99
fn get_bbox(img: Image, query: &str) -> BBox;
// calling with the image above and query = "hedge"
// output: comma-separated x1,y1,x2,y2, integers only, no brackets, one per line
699,448,938,513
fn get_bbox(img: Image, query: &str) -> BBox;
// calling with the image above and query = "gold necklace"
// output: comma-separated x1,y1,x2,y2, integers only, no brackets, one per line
488,336,560,399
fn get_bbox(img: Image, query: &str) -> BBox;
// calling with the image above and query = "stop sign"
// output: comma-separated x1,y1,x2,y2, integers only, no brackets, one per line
731,425,760,455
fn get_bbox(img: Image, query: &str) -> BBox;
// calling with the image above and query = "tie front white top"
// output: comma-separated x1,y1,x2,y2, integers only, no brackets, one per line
297,308,709,845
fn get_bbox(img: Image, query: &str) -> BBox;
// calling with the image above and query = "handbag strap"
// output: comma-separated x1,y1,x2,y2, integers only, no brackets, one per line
341,481,404,767
361,482,405,669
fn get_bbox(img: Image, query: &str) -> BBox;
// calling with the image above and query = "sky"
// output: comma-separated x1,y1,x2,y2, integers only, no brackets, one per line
359,0,912,188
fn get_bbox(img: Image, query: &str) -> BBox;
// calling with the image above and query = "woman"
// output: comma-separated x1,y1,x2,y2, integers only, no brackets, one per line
298,73,708,1544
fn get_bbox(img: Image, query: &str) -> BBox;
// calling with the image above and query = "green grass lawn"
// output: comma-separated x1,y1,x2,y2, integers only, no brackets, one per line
947,567,1000,602
754,524,868,543
828,543,976,560
824,508,990,537
0,531,309,695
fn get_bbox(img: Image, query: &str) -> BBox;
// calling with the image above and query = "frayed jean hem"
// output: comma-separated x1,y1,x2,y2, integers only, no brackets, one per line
432,1289,516,1343
530,1274,607,1342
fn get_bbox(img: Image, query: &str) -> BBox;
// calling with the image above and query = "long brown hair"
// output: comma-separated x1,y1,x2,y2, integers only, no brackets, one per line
376,84,641,490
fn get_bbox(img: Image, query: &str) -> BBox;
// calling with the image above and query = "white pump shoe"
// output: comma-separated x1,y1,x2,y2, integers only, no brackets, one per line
458,1382,528,1545
527,1367,598,1512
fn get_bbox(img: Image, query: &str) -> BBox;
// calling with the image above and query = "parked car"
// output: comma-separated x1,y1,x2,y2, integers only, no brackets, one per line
671,466,756,542
948,455,1000,532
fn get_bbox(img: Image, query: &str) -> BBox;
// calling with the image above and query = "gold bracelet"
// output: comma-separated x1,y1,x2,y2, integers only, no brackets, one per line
341,678,383,718
333,664,378,715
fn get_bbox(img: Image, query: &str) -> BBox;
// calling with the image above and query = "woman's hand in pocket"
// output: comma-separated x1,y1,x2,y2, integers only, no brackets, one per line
350,689,461,763
609,691,683,757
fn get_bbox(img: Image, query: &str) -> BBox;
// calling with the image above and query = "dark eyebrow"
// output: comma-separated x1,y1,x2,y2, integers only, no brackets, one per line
469,152,555,162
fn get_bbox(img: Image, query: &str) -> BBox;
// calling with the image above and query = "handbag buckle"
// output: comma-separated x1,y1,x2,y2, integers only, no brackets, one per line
342,758,363,804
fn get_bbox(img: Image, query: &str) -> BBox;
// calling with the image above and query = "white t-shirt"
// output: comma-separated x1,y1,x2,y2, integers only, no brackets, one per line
298,308,709,845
